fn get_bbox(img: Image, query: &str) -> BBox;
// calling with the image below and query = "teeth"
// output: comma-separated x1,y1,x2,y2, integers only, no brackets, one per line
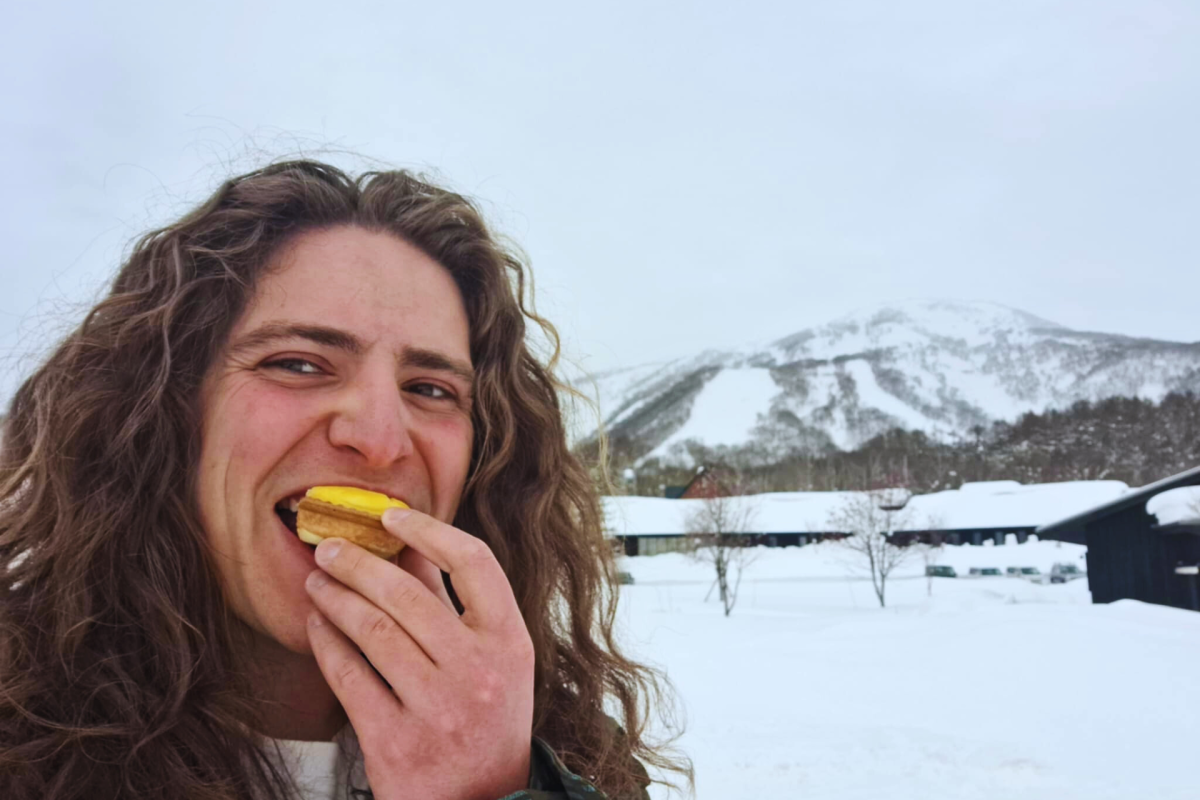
297,528,325,546
274,495,305,512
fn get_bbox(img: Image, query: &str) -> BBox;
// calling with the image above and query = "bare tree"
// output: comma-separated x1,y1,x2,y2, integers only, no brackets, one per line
917,528,945,597
828,489,915,608
685,494,758,617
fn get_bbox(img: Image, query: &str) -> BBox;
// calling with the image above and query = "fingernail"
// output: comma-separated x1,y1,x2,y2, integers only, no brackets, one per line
308,611,324,628
383,508,412,526
306,570,328,591
315,538,342,565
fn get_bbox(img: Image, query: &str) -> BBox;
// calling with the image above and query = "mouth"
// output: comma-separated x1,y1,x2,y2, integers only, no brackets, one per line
274,493,308,545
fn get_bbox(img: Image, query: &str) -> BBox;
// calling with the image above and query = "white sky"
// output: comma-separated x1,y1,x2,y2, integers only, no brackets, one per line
2,0,1198,401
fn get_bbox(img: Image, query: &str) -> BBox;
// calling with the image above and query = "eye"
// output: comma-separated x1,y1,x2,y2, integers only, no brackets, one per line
263,358,324,375
407,382,454,400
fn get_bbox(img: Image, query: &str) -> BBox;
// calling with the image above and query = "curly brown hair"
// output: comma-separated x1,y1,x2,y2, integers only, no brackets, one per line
0,161,689,799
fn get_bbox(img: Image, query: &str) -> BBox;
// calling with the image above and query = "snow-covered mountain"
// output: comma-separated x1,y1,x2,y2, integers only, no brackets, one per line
581,300,1200,462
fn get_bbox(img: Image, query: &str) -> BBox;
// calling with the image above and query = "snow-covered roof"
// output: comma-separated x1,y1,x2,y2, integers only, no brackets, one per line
602,480,1130,536
1039,464,1200,535
603,491,861,536
1147,486,1200,527
907,480,1127,530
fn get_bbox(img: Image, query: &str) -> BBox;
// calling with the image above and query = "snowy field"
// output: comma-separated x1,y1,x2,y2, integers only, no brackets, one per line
616,541,1200,800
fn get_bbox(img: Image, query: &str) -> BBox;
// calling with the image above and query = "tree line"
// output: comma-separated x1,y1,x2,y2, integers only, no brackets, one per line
598,391,1200,495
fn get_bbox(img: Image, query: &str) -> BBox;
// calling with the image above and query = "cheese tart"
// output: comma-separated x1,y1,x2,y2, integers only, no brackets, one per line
295,486,409,559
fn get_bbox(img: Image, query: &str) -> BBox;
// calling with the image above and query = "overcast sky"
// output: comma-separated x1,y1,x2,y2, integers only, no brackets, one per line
2,0,1198,400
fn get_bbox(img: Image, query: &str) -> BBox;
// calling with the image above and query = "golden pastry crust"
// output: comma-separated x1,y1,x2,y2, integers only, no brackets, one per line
296,497,405,559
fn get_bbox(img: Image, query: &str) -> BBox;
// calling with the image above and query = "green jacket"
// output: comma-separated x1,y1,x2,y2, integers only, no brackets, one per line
503,738,650,800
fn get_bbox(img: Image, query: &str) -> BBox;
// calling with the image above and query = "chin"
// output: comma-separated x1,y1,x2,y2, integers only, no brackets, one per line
237,598,322,658
263,617,321,657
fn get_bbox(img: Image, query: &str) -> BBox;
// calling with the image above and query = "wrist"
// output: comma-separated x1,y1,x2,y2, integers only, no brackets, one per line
473,747,532,800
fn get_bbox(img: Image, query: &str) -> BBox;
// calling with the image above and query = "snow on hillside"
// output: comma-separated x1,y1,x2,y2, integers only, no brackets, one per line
582,299,1200,460
841,358,935,430
577,361,672,424
651,367,782,456
617,542,1199,799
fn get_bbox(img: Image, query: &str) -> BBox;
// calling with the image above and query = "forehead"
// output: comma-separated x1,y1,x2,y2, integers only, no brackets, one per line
236,226,470,356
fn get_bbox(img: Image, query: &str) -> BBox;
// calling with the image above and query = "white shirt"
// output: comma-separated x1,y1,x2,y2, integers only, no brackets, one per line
269,729,368,800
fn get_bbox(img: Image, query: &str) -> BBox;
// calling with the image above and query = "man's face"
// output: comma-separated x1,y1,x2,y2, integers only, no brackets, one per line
197,225,475,654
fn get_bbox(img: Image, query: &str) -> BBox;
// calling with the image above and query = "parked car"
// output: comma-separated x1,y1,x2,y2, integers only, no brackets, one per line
926,565,957,578
969,567,1004,577
1006,567,1041,578
1050,562,1085,584
616,571,636,585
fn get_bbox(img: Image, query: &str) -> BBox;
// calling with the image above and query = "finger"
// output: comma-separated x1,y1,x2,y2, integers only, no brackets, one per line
314,539,466,663
306,568,444,684
395,546,456,611
382,509,520,631
306,609,404,742
315,538,461,642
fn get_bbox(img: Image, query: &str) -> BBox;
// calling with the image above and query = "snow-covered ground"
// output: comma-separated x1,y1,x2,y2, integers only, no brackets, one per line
617,541,1199,799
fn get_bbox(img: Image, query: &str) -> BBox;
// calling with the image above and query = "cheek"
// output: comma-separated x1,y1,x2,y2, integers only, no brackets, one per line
202,383,325,495
228,392,311,459
449,418,475,481
426,417,475,509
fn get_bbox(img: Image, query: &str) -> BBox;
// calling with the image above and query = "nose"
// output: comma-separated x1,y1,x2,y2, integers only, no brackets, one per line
327,365,414,468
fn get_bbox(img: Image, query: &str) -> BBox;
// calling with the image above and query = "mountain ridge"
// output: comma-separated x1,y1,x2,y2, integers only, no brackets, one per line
579,300,1200,464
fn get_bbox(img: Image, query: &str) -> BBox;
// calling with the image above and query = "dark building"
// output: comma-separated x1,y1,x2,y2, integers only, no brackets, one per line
663,464,739,500
1037,465,1200,612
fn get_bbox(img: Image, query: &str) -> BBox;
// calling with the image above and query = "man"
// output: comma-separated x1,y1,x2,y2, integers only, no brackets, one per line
0,161,688,799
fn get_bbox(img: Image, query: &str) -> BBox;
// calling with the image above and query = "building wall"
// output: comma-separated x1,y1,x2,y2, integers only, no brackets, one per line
637,535,690,556
1086,505,1170,605
615,532,846,555
680,471,730,499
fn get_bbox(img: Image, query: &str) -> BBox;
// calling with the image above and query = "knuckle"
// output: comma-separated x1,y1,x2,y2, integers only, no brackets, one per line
386,577,426,610
472,668,503,706
501,614,536,653
461,537,495,568
514,632,536,668
344,545,371,572
332,659,361,690
362,609,395,641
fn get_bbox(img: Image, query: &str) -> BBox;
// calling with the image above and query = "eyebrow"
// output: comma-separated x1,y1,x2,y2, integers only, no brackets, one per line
230,322,366,356
401,346,476,389
230,321,475,388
